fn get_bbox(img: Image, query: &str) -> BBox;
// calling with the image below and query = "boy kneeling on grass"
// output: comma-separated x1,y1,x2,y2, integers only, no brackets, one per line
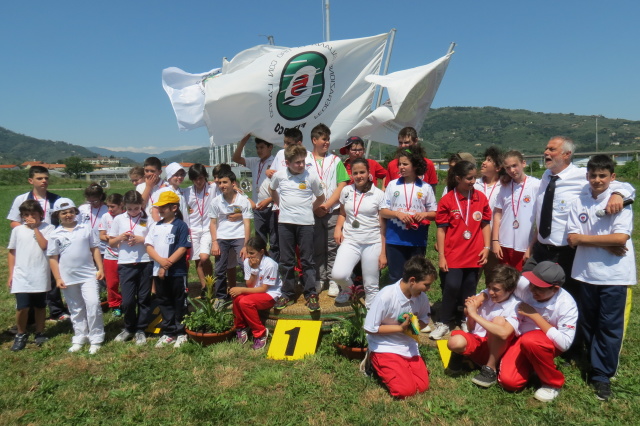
446,264,520,387
363,255,436,399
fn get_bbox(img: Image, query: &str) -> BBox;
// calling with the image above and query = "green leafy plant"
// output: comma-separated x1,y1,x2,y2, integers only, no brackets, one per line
182,275,234,333
327,285,368,348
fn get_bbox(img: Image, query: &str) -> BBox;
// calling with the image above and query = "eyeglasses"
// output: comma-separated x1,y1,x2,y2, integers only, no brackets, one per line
350,148,364,153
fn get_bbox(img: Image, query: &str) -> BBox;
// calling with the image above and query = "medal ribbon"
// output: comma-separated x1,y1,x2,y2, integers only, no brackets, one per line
483,180,498,204
404,181,416,212
256,159,268,187
352,185,366,219
90,206,99,229
314,154,337,185
128,213,142,233
33,191,47,220
453,188,471,229
195,185,206,218
511,176,527,219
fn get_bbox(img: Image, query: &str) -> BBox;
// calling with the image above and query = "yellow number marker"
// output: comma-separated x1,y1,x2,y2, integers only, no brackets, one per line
267,320,322,360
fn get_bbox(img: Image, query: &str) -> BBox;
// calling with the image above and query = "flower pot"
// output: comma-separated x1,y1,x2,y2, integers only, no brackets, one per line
335,343,368,360
185,327,235,346
100,301,110,312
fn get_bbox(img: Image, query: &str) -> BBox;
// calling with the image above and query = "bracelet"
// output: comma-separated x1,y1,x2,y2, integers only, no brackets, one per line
491,239,499,241
483,247,490,250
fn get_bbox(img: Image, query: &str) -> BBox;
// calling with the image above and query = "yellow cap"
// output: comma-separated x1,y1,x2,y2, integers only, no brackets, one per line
153,191,180,206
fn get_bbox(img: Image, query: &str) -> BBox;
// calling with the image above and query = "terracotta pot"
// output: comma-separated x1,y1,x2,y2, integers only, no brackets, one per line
185,327,235,346
335,343,368,360
100,301,109,312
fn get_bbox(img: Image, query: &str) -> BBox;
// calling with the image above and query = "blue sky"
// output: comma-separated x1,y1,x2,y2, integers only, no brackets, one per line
1,1,638,153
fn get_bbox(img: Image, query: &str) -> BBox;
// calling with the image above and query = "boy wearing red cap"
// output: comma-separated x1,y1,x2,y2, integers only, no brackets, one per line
340,136,387,186
497,261,578,402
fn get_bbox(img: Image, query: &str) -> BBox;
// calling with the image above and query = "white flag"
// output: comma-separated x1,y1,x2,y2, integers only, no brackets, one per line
161,67,221,131
202,34,388,149
349,53,452,144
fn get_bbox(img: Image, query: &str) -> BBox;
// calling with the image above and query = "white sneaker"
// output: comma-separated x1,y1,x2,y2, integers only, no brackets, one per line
421,324,432,333
534,386,561,402
335,291,350,304
68,343,83,353
315,281,324,294
155,335,175,348
460,320,469,333
328,281,340,297
88,344,101,355
114,330,134,342
134,331,147,346
174,335,188,348
429,322,450,340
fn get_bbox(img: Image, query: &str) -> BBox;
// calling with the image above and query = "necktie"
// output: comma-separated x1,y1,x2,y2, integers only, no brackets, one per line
539,175,559,239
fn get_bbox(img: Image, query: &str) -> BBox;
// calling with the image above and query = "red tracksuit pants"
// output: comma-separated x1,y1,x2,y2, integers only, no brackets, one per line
103,258,122,308
371,352,430,399
232,293,274,338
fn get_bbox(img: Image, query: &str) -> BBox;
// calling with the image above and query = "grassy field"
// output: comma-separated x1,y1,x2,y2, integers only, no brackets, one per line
0,178,639,425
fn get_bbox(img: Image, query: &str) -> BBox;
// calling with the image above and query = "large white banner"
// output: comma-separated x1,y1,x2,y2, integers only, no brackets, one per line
202,34,388,149
349,53,452,145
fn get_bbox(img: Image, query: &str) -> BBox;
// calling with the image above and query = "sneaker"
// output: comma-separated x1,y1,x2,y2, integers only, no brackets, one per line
134,331,147,346
251,329,268,350
328,281,340,297
592,381,612,401
88,344,101,355
421,324,432,333
359,349,373,377
274,296,294,310
174,335,188,348
315,281,323,294
335,290,350,304
471,365,497,388
34,333,49,347
114,330,134,342
213,298,226,311
445,352,465,376
68,343,84,353
236,329,249,344
460,320,469,333
112,308,122,317
11,333,29,352
306,294,320,312
534,386,561,402
429,322,450,340
155,335,175,348
57,314,71,322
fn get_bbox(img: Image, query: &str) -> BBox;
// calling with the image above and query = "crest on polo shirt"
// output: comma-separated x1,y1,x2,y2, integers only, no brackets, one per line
473,211,482,221
523,195,532,203
451,209,461,220
417,192,423,199
165,233,175,245
56,236,71,253
579,212,588,223
393,191,400,197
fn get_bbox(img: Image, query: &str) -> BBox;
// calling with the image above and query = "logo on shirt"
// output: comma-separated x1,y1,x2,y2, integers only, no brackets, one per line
564,323,576,330
393,191,400,197
523,195,531,203
139,220,147,227
473,211,482,221
579,212,588,223
56,237,71,253
417,192,423,199
299,183,307,190
165,233,175,245
233,206,241,214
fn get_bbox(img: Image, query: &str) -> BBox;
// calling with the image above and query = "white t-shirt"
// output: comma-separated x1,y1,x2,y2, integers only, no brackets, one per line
209,192,254,240
8,223,55,293
136,180,169,222
271,149,287,173
311,153,347,212
474,178,501,225
567,188,636,286
364,281,430,357
257,177,272,207
339,184,385,245
243,256,282,300
78,203,108,254
108,212,151,264
98,213,119,261
245,156,274,203
493,176,541,252
514,276,578,352
47,223,99,286
473,291,521,338
7,192,57,225
270,150,316,212
270,168,323,225
183,183,218,232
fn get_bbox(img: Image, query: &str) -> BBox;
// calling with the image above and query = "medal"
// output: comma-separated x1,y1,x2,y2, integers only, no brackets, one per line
351,185,366,230
299,183,307,190
352,220,360,229
513,220,520,229
511,177,527,229
463,230,472,240
454,188,473,240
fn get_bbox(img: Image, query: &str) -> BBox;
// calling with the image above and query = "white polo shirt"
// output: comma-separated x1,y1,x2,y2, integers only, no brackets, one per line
364,281,430,357
183,183,218,232
8,223,55,293
339,184,385,245
108,212,151,264
98,213,119,261
473,291,521,338
136,180,169,222
7,192,58,225
474,177,502,213
244,156,274,203
567,188,636,286
209,192,253,240
514,276,578,352
493,176,541,252
243,256,282,300
79,203,108,253
47,223,99,285
270,168,323,226
270,150,316,212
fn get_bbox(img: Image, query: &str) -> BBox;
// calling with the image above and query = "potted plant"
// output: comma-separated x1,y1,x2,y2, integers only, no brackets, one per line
327,285,368,360
182,276,235,346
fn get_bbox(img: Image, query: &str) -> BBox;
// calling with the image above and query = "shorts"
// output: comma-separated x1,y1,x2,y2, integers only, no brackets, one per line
15,292,47,310
192,229,211,256
450,330,490,366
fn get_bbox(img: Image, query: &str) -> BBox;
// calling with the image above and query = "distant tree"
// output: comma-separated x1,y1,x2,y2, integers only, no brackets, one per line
64,156,94,178
530,161,541,172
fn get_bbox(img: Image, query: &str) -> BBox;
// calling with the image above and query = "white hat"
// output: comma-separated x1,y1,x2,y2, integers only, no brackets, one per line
165,162,184,180
52,198,77,212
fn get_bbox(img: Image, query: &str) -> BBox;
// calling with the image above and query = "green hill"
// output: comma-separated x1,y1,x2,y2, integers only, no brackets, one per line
0,126,98,164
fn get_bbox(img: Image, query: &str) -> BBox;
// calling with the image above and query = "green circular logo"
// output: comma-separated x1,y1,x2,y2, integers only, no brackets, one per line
277,51,327,121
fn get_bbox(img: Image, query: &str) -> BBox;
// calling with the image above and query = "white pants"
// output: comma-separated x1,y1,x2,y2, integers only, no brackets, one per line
331,240,382,308
62,280,105,345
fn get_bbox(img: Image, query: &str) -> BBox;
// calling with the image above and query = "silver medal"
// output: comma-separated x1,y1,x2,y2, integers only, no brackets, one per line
352,220,360,229
513,219,519,229
463,230,471,240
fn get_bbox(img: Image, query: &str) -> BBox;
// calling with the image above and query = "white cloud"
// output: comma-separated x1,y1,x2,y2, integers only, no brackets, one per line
97,145,204,154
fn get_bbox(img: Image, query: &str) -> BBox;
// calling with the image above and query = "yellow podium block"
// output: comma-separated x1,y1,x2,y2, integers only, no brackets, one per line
267,319,322,360
436,339,452,368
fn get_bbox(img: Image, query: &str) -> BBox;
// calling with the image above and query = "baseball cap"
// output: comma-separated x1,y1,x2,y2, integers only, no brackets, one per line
522,261,565,288
153,191,180,206
458,152,476,164
340,136,365,155
52,198,77,213
165,162,184,181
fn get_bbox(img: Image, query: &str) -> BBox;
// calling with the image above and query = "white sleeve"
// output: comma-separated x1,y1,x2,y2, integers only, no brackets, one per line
423,185,437,212
242,198,254,219
108,217,120,237
611,205,633,236
7,196,23,222
610,181,635,201
46,234,60,256
363,293,389,333
89,227,100,248
546,297,578,352
7,227,18,250
565,201,582,235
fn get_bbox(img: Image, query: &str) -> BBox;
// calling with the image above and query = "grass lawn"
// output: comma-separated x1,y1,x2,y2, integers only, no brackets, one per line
0,179,639,424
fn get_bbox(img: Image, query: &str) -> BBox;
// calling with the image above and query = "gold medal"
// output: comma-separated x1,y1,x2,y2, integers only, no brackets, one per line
299,183,307,190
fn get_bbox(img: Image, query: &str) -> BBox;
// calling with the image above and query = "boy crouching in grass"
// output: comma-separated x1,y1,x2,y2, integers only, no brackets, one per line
446,264,520,388
363,256,436,399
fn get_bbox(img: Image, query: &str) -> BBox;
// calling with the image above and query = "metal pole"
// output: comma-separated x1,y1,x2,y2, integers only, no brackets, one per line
209,136,215,166
324,0,330,41
595,116,599,152
365,29,397,159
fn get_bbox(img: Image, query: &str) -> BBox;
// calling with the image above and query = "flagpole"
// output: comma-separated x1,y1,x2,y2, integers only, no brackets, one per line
324,0,330,41
365,28,397,159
